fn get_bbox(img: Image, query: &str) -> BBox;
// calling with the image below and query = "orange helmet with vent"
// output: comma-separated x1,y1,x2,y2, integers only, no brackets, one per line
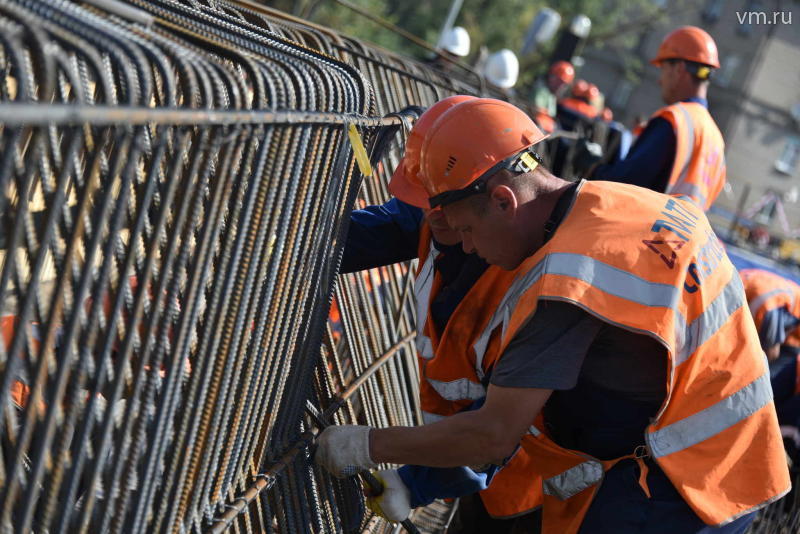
388,95,477,208
419,98,547,208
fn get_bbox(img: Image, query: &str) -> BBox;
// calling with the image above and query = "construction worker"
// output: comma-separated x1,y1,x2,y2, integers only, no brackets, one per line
315,98,790,534
531,61,575,133
589,26,726,211
430,26,471,72
557,78,598,121
740,269,800,447
340,96,542,532
740,268,800,361
483,49,520,99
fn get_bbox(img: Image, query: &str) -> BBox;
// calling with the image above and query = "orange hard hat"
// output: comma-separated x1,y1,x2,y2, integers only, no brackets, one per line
389,95,477,208
548,61,575,84
651,26,720,68
419,98,547,207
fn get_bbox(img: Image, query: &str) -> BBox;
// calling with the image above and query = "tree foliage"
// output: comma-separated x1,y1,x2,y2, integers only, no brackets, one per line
264,0,687,86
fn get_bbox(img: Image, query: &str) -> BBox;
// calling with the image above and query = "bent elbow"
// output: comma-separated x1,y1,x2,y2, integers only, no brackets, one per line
483,430,520,465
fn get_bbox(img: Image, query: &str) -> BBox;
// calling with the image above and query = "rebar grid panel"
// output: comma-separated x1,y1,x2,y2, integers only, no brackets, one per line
4,2,790,534
0,0,468,532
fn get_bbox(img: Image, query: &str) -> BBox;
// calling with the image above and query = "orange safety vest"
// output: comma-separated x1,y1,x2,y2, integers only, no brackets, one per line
533,109,557,134
473,181,789,533
2,315,41,408
740,268,800,347
653,102,726,211
558,98,598,120
413,224,544,518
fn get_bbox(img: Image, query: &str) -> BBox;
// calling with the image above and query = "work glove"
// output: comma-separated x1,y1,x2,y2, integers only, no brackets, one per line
314,425,376,478
397,464,499,508
572,138,604,175
366,469,412,522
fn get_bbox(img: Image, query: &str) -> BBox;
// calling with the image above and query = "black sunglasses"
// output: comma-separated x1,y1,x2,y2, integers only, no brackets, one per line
428,149,541,209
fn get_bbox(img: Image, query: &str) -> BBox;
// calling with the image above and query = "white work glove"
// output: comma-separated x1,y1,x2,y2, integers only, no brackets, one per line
314,425,376,478
366,469,411,522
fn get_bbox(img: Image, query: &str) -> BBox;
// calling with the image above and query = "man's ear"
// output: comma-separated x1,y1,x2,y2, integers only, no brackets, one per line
491,185,517,215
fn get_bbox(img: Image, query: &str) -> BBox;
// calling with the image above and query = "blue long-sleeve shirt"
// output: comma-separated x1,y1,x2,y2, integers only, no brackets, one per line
760,307,800,349
340,198,423,273
341,199,495,505
341,198,488,333
591,97,708,192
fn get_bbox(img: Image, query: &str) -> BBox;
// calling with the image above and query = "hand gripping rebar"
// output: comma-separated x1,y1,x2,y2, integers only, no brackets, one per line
305,402,422,534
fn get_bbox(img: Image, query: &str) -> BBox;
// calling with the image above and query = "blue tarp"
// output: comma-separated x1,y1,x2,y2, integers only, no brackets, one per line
723,240,800,285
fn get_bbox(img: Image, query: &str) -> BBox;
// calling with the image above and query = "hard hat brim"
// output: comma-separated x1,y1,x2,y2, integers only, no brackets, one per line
389,164,430,209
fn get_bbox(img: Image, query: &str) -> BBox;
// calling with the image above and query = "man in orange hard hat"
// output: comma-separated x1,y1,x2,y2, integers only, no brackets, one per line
316,97,789,534
557,78,598,120
340,96,543,532
531,61,575,132
590,26,726,211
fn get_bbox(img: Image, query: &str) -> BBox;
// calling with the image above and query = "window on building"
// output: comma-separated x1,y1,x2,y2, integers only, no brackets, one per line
610,80,634,108
714,55,740,87
775,136,800,175
702,0,725,23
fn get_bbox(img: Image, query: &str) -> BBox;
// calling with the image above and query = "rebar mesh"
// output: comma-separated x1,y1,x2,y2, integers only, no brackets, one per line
0,1,491,532
1,2,795,533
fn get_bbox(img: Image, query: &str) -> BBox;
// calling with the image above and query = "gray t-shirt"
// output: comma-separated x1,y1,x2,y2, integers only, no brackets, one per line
490,299,667,459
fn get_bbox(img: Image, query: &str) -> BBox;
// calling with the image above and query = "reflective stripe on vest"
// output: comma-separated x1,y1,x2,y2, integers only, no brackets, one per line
543,460,603,501
414,244,439,360
426,377,486,402
656,102,726,211
748,287,796,317
666,105,703,206
474,252,677,379
422,410,446,424
647,369,773,457
476,251,752,372
673,273,747,366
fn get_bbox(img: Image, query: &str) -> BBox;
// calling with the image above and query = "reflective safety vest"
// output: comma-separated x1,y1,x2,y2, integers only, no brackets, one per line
740,268,800,348
533,109,557,134
474,181,789,533
653,102,726,211
558,98,598,120
414,224,544,517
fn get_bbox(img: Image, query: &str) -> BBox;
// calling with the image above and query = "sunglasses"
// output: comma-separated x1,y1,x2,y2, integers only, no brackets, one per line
428,149,541,209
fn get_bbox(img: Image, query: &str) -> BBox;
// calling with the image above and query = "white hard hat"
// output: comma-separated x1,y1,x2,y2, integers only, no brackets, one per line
484,49,519,89
438,26,470,57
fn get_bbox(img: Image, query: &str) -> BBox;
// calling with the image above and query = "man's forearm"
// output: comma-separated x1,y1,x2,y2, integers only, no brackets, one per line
369,409,513,468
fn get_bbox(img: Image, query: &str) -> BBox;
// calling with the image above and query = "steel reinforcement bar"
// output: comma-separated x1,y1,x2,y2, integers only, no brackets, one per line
0,0,498,533
3,2,794,534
